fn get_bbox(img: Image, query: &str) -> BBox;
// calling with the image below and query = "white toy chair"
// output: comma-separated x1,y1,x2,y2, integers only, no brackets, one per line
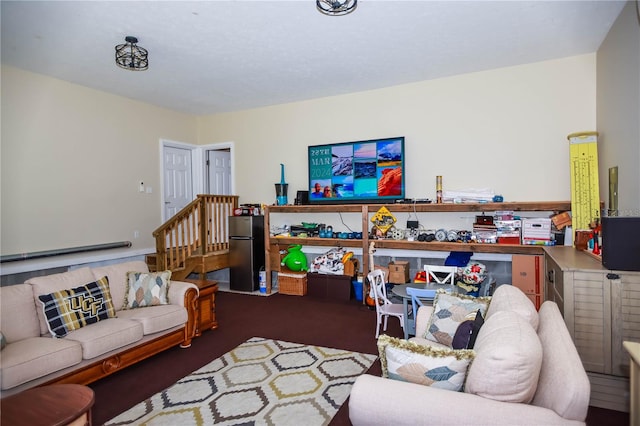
424,264,457,285
367,269,405,338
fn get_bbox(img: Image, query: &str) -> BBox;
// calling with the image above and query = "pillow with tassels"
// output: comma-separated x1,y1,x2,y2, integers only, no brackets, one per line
377,334,475,392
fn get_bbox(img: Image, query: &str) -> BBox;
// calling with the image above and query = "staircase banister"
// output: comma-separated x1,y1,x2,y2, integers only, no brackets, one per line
152,197,203,238
151,194,240,276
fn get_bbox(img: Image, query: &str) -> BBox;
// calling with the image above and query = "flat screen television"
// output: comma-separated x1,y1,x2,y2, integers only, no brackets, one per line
308,136,405,204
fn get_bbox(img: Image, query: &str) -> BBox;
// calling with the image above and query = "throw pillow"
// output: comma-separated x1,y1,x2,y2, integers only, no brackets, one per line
485,283,539,331
452,310,485,350
464,310,542,404
377,334,475,392
424,290,491,347
452,320,474,350
467,309,485,349
38,276,117,338
0,331,6,350
123,270,171,309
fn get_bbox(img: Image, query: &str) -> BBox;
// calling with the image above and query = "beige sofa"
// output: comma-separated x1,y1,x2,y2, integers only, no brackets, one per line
0,260,199,397
349,285,591,425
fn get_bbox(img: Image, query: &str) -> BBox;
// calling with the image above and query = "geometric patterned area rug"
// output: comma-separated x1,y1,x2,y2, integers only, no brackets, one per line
105,337,377,426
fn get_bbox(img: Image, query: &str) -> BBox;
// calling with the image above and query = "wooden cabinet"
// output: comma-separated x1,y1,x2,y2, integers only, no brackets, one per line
307,273,352,300
544,246,640,412
184,279,218,335
264,201,570,294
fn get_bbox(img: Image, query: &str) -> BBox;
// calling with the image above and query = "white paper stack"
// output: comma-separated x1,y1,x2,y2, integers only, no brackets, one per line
442,188,495,203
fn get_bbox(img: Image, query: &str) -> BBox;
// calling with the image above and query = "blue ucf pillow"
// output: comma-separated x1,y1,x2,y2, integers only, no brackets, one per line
38,276,116,338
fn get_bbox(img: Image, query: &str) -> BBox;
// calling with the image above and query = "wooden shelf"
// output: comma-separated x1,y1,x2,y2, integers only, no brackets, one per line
271,237,363,248
263,201,571,294
266,201,571,213
266,204,364,213
371,240,549,255
269,237,549,255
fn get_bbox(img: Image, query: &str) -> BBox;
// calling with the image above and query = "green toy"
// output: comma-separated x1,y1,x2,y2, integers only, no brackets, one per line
281,244,308,272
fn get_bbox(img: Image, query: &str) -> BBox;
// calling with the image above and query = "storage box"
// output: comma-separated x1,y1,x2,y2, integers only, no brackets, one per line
497,236,521,244
522,218,552,243
494,219,522,230
277,270,307,296
373,265,389,280
307,273,352,300
388,261,410,284
551,211,572,230
496,220,521,243
343,258,359,277
352,279,363,301
511,254,543,310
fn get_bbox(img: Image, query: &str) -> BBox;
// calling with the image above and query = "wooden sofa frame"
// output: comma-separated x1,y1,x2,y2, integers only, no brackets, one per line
9,287,199,393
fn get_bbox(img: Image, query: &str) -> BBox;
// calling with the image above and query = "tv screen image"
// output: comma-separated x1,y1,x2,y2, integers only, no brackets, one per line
308,136,405,204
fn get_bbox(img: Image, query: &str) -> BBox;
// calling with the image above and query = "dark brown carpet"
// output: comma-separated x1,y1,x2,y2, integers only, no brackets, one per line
90,291,628,425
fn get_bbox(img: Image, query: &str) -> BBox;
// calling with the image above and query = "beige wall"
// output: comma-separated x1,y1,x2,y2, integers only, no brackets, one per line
597,0,640,214
0,53,604,257
0,66,197,255
197,54,597,206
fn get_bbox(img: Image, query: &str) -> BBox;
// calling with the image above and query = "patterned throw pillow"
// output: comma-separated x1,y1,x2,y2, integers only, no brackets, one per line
124,270,171,309
424,290,491,347
38,276,117,338
377,334,475,392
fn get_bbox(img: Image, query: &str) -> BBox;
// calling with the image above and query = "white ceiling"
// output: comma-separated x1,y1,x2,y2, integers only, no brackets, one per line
1,0,627,115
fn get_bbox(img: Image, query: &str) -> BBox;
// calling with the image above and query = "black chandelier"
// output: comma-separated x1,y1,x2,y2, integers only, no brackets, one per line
316,0,357,16
115,36,148,71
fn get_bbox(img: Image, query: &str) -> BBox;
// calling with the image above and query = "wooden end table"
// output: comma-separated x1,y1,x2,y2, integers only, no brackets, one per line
1,384,94,426
184,279,219,335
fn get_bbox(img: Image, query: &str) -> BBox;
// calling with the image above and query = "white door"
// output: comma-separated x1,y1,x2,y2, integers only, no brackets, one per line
208,150,231,195
164,146,193,219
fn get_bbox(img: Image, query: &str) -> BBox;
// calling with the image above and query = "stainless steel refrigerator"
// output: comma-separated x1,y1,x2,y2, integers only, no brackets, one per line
229,215,265,292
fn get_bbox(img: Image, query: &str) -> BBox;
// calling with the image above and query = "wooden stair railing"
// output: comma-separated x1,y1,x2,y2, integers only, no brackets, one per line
152,195,239,279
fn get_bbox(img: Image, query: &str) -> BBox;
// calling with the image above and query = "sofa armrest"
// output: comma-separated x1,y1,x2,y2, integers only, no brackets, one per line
168,280,199,347
168,280,199,307
414,305,434,337
349,375,584,426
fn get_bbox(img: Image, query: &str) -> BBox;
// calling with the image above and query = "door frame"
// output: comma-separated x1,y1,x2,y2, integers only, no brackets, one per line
159,139,235,222
202,141,235,195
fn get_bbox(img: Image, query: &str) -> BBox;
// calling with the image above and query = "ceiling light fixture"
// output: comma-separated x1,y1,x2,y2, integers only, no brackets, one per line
115,36,148,71
316,0,357,16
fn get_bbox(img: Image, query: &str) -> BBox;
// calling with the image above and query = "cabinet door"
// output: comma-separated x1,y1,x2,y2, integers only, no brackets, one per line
544,255,565,314
611,272,640,377
307,274,328,298
572,271,610,374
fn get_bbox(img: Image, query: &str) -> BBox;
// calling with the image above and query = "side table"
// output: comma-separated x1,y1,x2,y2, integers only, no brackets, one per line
184,279,219,335
0,384,94,426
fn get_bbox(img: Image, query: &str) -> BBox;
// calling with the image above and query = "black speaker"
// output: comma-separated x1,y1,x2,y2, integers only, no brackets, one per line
295,190,309,205
602,216,640,271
